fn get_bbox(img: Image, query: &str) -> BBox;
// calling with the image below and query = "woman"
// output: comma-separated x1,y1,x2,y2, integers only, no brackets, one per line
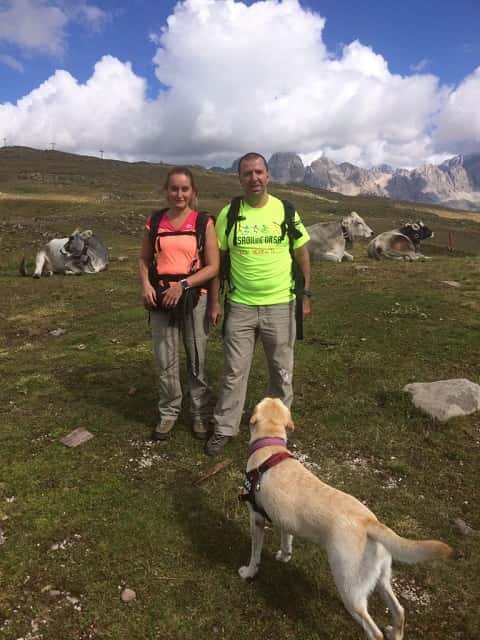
139,167,220,441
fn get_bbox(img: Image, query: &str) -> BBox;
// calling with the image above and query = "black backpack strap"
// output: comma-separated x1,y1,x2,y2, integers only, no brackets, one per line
220,196,243,294
195,211,211,262
149,208,169,250
281,200,305,341
148,208,168,287
225,196,243,246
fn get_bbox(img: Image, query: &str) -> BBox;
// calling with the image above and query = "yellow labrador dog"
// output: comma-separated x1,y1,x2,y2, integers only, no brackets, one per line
239,398,452,640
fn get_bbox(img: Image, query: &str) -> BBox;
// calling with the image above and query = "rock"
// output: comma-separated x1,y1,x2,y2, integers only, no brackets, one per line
49,328,66,336
441,280,461,288
453,518,475,536
60,428,94,448
120,588,136,603
0,528,6,545
268,152,305,183
403,379,480,422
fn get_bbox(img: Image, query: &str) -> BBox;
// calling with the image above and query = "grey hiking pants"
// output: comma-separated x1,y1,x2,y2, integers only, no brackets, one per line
213,300,296,437
150,293,213,421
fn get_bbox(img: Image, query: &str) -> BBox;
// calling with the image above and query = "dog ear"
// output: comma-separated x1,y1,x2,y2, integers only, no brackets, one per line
249,410,258,426
286,415,295,432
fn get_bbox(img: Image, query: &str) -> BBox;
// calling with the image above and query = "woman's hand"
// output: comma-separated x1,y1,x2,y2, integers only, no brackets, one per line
161,282,183,307
142,282,157,309
208,300,222,326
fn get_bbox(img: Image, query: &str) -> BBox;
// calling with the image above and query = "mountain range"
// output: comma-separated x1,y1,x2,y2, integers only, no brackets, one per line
214,152,480,212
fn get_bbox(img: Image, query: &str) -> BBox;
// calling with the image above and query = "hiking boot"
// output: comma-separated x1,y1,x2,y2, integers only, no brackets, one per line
152,418,176,441
205,432,231,456
192,418,209,440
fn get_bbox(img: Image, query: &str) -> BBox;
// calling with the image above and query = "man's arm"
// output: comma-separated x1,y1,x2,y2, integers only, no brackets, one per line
294,244,311,318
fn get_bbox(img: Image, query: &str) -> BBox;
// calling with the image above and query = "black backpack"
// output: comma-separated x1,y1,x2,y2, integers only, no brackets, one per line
220,196,306,339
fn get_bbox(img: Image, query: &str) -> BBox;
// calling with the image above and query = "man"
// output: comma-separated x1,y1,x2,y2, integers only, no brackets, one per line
205,152,311,456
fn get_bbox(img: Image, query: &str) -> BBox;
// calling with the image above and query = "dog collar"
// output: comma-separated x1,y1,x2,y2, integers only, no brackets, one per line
248,437,287,458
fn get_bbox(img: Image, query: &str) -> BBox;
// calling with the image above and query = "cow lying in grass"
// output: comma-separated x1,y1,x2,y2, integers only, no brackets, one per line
20,229,109,277
368,222,434,261
307,212,374,262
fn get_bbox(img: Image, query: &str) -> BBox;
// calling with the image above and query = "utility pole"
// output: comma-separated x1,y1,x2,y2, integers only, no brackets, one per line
99,149,104,159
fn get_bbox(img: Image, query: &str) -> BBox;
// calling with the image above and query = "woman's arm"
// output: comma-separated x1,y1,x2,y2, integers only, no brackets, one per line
138,229,157,308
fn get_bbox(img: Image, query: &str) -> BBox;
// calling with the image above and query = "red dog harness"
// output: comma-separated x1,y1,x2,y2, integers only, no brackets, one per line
240,438,294,521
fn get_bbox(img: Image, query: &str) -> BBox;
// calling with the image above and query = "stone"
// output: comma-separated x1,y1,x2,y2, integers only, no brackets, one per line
453,518,475,536
120,588,136,603
403,379,480,422
49,328,66,336
60,428,94,448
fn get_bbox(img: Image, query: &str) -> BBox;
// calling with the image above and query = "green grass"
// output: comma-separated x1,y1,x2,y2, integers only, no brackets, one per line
0,148,479,639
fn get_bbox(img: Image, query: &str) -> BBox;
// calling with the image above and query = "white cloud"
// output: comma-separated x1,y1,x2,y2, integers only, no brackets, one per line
0,0,67,54
0,53,24,71
0,0,108,55
1,56,147,153
433,67,480,154
410,58,430,73
0,0,478,168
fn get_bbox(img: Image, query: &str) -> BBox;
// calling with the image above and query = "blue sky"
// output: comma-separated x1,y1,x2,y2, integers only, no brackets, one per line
1,0,479,168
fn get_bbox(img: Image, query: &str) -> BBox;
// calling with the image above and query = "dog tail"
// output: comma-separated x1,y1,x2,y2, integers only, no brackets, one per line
366,520,453,564
19,256,28,276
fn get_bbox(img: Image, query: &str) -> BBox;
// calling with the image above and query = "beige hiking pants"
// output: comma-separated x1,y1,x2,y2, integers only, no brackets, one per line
213,300,296,437
150,293,213,421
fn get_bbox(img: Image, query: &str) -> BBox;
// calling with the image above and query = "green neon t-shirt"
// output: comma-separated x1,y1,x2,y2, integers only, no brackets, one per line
216,195,309,305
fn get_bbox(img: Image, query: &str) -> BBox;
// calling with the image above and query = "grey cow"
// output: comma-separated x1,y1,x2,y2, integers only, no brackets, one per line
20,229,109,277
307,212,374,262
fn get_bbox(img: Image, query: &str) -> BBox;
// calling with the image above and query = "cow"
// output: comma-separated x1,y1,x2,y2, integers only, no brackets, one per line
20,229,109,277
367,222,434,261
307,212,374,262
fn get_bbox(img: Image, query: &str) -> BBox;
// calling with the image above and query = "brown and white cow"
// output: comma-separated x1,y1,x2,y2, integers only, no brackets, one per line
367,222,434,261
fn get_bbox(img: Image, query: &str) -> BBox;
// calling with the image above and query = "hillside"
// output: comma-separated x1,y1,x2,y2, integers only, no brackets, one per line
0,145,479,640
1,146,479,257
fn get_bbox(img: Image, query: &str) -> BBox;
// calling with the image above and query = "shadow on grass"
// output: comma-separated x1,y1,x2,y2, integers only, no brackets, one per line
55,361,158,429
169,475,339,637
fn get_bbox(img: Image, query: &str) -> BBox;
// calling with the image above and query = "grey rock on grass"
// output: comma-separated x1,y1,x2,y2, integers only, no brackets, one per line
403,378,480,422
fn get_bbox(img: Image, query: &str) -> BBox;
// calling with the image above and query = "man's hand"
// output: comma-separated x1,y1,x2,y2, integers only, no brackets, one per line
303,296,311,319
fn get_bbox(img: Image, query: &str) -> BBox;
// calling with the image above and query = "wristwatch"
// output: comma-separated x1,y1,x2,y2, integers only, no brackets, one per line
180,278,190,291
302,289,313,297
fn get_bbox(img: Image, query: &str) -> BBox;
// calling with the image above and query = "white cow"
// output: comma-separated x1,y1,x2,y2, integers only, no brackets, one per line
367,222,434,261
307,212,374,262
20,229,109,277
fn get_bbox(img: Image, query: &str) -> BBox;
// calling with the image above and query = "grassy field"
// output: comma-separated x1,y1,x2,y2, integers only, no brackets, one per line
0,147,479,640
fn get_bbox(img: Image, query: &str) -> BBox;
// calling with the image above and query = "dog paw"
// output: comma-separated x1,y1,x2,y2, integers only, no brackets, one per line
275,550,292,563
238,565,258,580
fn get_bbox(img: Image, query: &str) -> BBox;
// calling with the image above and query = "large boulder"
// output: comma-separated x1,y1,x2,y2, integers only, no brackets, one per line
403,378,480,422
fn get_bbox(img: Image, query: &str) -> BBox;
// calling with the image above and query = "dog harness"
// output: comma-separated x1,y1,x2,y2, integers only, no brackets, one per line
239,438,294,521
